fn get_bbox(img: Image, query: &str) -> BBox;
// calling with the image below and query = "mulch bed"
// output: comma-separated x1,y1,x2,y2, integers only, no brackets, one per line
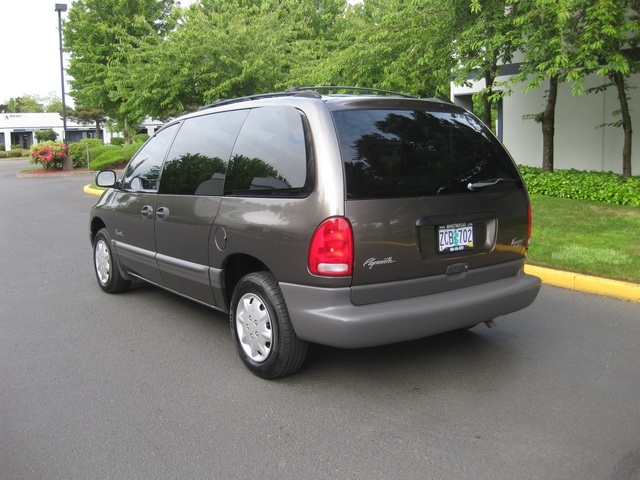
18,168,95,178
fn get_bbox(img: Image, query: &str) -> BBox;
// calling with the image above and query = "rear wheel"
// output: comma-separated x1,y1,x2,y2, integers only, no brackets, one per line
93,229,131,294
230,272,308,379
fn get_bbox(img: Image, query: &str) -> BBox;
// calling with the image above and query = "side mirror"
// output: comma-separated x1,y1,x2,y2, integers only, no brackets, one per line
95,170,117,188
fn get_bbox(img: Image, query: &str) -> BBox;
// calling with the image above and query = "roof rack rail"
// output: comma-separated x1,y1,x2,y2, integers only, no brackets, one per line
197,86,417,111
198,89,322,111
286,86,417,98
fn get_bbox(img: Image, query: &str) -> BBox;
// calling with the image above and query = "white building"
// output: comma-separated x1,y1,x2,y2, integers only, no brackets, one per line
451,68,640,175
0,112,163,150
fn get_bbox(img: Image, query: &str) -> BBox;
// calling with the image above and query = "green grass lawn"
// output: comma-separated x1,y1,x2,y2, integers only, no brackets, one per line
528,194,640,283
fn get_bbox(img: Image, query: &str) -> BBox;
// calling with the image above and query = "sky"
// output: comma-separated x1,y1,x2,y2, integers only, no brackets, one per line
0,0,196,105
0,0,77,104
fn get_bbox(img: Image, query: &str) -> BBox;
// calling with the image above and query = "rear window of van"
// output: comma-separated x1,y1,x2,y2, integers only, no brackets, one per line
332,109,522,199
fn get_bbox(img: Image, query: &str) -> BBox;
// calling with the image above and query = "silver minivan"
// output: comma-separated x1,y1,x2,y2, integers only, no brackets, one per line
91,88,541,378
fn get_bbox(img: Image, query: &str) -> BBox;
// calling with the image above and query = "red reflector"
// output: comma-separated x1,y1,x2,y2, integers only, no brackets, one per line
308,217,353,276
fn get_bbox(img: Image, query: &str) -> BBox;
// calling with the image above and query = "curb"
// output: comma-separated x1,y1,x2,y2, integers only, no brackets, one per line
83,184,639,304
84,184,104,196
526,265,640,303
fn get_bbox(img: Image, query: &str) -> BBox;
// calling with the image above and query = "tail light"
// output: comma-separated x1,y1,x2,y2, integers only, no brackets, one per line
308,217,353,276
526,202,533,247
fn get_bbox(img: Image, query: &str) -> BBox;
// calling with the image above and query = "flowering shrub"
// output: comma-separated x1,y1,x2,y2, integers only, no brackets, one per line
30,141,68,170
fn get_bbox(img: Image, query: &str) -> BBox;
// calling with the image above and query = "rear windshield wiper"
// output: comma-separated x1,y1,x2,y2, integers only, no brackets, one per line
467,178,517,191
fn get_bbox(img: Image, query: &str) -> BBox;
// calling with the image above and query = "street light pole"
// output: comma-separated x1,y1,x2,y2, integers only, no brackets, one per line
55,3,71,170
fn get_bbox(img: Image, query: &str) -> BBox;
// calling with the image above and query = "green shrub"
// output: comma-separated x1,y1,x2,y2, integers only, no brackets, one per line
79,138,104,150
68,138,105,168
90,143,141,170
110,137,125,146
519,166,640,207
84,145,123,169
89,145,118,161
0,151,7,158
0,144,5,151
133,133,150,144
35,129,58,142
11,144,21,150
7,149,22,158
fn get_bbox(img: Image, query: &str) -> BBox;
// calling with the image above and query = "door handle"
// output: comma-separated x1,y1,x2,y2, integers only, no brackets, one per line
156,207,170,221
141,205,154,219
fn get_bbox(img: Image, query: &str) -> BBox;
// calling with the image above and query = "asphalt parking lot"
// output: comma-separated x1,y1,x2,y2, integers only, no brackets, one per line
1,159,639,479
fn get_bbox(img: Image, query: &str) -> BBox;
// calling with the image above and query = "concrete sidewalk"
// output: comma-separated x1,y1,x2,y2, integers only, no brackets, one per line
83,184,639,304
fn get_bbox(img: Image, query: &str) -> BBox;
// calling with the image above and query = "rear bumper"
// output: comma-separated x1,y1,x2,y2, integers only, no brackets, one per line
280,270,541,348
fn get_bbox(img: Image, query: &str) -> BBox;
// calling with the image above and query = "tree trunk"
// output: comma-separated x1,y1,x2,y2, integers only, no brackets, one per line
613,71,632,179
541,75,558,173
95,120,102,140
482,70,495,129
62,156,73,171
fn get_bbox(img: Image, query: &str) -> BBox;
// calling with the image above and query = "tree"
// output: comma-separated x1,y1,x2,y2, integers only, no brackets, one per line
45,99,64,115
382,0,457,98
111,0,350,119
4,94,64,114
570,0,639,179
6,95,45,113
507,0,581,172
293,0,455,98
68,105,108,140
63,0,176,139
41,93,64,114
510,0,638,176
35,129,58,142
273,0,351,91
452,0,523,128
64,0,457,120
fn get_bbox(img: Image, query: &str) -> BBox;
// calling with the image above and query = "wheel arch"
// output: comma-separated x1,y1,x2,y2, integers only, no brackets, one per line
90,219,134,283
90,216,107,245
222,253,269,309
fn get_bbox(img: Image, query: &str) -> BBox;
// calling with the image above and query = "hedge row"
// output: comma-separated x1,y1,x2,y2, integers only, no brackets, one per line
68,138,106,168
90,144,141,170
519,166,640,207
0,149,24,158
64,137,149,168
63,137,142,170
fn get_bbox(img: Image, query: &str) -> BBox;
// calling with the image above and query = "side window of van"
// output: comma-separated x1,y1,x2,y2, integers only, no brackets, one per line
224,106,312,196
159,110,249,196
122,123,178,192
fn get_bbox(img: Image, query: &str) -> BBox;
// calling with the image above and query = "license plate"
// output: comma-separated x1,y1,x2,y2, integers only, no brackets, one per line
438,223,474,253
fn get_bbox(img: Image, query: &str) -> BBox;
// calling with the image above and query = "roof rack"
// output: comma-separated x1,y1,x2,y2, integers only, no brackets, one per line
286,86,417,98
198,89,322,110
198,86,417,111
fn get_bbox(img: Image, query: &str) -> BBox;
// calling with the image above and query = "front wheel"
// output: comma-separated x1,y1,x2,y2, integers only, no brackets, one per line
230,272,308,379
93,229,131,294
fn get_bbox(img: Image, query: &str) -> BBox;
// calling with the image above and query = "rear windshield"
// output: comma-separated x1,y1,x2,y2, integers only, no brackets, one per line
332,109,522,199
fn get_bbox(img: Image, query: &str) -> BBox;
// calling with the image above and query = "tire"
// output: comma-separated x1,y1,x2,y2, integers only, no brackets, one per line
230,272,308,379
93,228,131,294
